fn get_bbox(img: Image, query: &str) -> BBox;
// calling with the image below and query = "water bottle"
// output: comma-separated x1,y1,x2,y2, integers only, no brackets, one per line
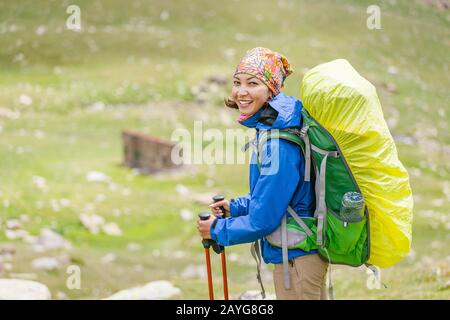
340,192,365,224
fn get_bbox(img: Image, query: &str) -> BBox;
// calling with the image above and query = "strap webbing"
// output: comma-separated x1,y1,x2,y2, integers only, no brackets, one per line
241,137,257,153
287,206,313,237
366,263,388,289
250,241,266,299
281,214,290,290
311,145,339,158
312,146,338,247
315,153,329,247
322,247,334,300
300,126,311,182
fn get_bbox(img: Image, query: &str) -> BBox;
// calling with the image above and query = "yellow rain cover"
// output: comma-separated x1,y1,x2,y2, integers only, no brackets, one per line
299,59,413,268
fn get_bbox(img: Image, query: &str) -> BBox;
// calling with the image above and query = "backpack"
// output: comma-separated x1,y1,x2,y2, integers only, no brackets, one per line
250,59,413,299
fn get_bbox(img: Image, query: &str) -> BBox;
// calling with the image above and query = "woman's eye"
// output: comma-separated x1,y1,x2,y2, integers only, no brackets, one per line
249,82,258,85
233,81,240,85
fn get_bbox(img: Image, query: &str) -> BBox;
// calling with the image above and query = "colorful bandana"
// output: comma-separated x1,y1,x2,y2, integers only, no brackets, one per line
234,47,293,96
237,113,253,122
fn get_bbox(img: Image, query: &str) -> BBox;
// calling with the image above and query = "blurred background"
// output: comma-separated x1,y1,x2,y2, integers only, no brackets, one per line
0,0,448,299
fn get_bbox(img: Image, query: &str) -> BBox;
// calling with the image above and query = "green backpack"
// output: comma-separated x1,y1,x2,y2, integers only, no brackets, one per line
249,59,413,299
250,108,371,299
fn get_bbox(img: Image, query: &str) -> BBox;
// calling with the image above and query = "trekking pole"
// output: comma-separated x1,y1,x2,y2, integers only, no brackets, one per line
198,212,215,300
212,195,229,300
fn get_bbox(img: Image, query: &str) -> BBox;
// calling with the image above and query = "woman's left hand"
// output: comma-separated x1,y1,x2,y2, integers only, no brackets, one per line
197,215,216,239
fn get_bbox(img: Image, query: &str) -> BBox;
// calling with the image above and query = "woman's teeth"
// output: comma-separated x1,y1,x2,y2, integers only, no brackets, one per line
239,100,253,106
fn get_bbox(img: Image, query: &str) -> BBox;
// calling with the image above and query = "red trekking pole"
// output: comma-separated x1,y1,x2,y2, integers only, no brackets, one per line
212,195,229,300
198,210,229,300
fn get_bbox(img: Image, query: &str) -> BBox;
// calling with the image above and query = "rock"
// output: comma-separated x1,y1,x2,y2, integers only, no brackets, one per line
393,134,416,145
32,228,72,252
238,290,276,300
19,214,30,223
127,242,141,252
179,209,193,221
102,222,122,236
0,253,13,262
18,94,33,106
206,74,228,86
105,280,181,300
383,82,397,94
59,199,71,208
100,253,116,264
5,229,29,240
173,251,186,259
86,171,111,182
95,194,106,203
181,265,206,280
32,176,47,191
0,244,16,255
444,280,450,290
79,213,105,234
151,249,161,258
190,74,229,105
56,291,68,300
387,66,398,75
228,253,240,262
133,264,144,272
204,179,215,188
6,219,22,230
175,184,189,196
80,213,122,236
35,25,46,36
7,273,38,281
23,234,38,244
87,102,105,113
0,107,20,120
3,263,13,271
191,192,216,205
31,257,60,271
0,279,51,300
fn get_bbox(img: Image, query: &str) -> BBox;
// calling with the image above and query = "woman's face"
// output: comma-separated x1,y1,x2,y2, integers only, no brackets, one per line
232,73,272,115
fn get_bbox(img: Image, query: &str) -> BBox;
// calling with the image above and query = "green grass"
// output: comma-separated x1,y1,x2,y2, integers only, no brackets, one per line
0,0,449,299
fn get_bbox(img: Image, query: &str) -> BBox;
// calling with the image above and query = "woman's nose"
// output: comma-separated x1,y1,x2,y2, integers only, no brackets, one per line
237,87,250,97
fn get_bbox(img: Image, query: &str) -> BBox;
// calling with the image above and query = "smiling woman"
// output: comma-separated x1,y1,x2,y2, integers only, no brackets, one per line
224,74,273,118
199,47,329,300
224,47,292,123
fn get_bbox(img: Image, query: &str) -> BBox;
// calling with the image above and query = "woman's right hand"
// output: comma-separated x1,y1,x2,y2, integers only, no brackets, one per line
209,199,230,217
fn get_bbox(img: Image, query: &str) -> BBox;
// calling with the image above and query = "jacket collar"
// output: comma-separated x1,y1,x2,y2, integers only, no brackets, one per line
238,92,303,130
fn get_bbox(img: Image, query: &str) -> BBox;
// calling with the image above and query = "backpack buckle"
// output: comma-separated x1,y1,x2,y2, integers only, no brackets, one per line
299,125,309,138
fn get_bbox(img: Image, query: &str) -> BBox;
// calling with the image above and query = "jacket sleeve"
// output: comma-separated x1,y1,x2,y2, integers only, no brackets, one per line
229,193,251,217
211,138,301,246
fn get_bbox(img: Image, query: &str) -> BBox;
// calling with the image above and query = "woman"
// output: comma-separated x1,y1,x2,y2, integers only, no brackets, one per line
197,47,328,300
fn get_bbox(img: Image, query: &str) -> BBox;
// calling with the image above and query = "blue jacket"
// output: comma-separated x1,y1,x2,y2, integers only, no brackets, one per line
210,92,317,264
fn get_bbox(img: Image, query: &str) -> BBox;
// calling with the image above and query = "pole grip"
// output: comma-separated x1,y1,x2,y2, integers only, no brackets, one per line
212,195,227,217
198,212,223,253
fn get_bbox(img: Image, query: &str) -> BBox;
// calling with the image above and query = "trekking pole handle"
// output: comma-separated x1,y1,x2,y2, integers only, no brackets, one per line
198,212,211,221
198,212,212,249
212,195,227,217
198,212,223,254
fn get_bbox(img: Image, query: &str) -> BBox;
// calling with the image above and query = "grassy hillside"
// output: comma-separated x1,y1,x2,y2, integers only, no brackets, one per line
0,0,449,299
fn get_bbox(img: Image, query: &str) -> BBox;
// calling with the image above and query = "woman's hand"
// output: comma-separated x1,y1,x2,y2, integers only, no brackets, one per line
197,215,216,239
209,199,230,217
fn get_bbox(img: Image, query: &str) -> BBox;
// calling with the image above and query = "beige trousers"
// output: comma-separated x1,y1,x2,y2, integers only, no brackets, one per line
273,253,329,300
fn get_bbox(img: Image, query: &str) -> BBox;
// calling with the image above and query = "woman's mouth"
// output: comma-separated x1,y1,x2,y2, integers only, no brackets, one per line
238,100,253,107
